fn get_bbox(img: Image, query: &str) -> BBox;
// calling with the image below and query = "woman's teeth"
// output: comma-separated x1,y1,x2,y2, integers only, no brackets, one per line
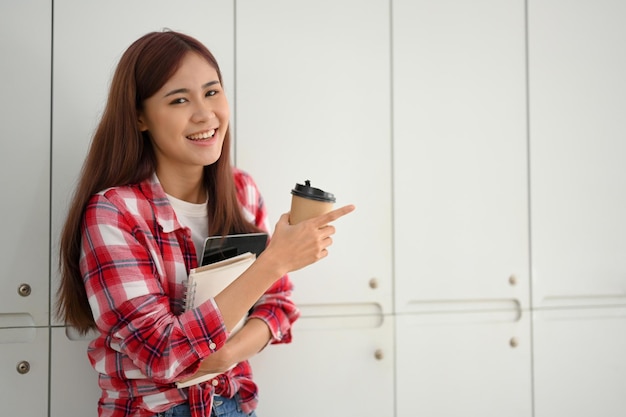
187,129,216,140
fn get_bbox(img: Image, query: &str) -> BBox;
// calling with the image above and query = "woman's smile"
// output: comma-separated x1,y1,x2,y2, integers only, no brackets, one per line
186,129,217,141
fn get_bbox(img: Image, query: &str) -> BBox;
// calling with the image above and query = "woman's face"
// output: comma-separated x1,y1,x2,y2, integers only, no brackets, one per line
138,52,230,179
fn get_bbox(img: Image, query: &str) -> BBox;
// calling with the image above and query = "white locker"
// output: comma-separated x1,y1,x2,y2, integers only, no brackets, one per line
0,0,51,327
533,307,626,417
50,0,235,326
50,327,100,417
0,328,49,416
393,0,529,312
249,315,394,417
528,0,626,309
396,312,532,417
235,0,393,314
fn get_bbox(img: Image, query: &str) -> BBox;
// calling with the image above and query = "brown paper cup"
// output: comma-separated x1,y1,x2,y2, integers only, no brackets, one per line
289,195,335,224
289,180,336,225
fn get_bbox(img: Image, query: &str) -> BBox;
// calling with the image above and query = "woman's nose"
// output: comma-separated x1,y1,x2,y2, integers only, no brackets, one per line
191,100,215,123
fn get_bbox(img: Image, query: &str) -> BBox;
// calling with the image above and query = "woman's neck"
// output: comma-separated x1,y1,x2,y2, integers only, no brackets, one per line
156,168,206,204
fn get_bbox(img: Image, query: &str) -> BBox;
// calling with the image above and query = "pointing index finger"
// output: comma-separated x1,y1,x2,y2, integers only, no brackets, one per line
313,204,356,227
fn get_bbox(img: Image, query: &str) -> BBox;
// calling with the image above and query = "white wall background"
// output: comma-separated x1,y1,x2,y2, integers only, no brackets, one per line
1,1,625,416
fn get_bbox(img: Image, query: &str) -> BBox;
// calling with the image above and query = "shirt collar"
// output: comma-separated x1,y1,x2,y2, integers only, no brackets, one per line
138,173,185,234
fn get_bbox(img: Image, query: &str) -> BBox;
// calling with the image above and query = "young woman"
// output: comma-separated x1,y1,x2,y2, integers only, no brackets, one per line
56,30,354,417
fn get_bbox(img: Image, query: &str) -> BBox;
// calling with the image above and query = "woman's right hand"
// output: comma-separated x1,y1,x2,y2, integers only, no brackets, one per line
213,204,354,332
261,204,355,276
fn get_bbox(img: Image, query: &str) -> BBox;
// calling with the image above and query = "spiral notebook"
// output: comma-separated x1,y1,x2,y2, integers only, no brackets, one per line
177,252,256,388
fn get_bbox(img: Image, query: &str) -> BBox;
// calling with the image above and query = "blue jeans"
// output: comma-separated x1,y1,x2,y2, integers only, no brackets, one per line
153,396,257,417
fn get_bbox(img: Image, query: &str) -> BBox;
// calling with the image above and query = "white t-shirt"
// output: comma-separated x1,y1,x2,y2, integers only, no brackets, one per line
165,193,209,261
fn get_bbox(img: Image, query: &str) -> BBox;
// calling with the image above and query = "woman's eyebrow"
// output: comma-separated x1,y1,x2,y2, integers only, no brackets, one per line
163,80,220,97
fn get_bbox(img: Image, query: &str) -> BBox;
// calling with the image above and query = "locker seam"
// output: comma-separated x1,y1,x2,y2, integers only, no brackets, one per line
389,1,398,417
233,0,238,166
524,1,536,416
48,2,55,416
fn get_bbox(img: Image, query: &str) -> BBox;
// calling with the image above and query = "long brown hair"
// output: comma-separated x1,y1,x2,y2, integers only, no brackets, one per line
57,31,259,334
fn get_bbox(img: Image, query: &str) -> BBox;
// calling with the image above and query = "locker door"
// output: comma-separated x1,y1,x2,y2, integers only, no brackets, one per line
249,315,394,417
50,327,100,417
528,0,626,309
533,307,626,416
235,0,393,315
396,312,532,417
50,1,236,412
393,0,529,312
0,0,52,328
0,328,49,417
50,0,235,325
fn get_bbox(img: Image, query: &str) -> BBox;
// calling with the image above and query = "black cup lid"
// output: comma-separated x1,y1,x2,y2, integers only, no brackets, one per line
291,180,336,203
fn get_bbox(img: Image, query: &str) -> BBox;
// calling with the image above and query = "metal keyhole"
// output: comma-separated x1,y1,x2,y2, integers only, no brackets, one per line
16,361,30,374
18,283,31,297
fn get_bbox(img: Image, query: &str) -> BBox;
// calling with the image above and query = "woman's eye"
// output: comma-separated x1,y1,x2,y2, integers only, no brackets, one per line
170,97,188,105
206,90,217,97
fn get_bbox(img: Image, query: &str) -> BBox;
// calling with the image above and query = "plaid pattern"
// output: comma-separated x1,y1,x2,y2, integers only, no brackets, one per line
80,169,299,417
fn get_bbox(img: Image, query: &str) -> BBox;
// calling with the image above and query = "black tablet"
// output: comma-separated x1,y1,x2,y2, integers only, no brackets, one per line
200,232,269,266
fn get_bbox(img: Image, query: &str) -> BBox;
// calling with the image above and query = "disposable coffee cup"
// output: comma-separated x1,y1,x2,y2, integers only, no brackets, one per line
289,180,336,225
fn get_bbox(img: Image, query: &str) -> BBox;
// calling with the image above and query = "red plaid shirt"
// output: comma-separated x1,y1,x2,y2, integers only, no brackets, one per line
80,169,299,417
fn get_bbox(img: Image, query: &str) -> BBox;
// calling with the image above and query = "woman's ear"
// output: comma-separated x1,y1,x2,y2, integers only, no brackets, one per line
137,114,148,132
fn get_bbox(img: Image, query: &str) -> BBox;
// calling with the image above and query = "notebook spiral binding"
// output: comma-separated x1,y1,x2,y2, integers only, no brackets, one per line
183,279,197,311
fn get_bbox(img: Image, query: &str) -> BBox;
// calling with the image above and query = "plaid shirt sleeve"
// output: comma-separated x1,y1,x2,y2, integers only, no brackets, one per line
81,191,228,384
234,169,301,344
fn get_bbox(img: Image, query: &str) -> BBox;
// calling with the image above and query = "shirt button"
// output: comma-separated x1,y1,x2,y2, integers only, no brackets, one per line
209,342,216,350
211,379,219,386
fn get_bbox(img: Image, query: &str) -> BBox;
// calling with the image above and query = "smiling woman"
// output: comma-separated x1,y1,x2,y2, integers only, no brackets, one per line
138,52,230,202
55,30,355,417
